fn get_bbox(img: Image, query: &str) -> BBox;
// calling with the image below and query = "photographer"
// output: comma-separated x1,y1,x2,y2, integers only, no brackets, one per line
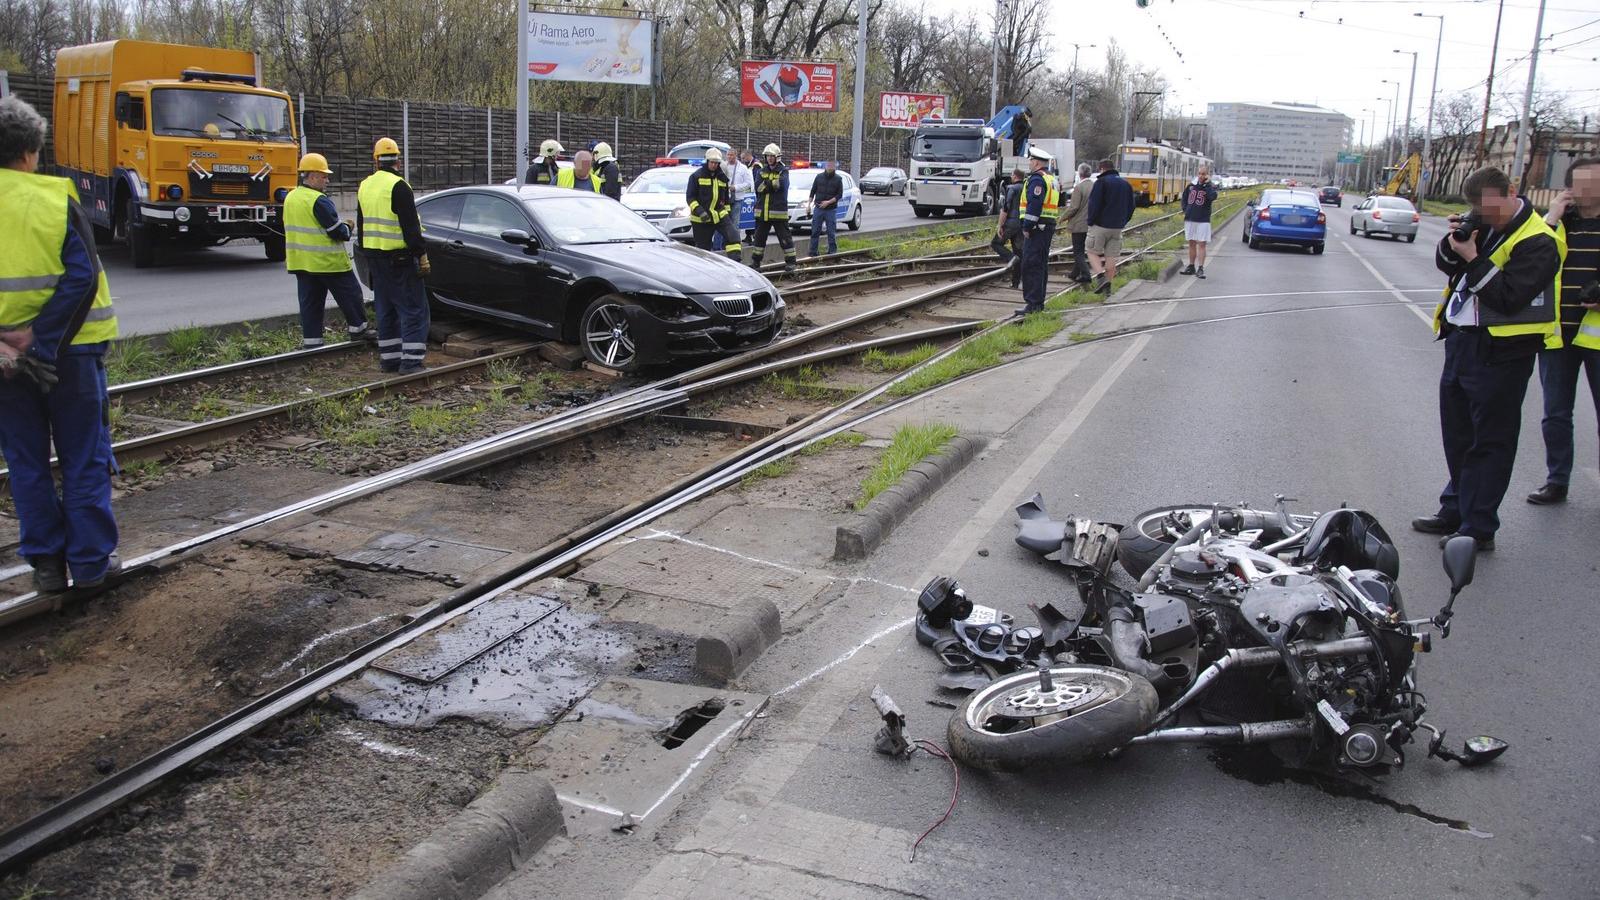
1412,166,1562,552
1525,157,1600,506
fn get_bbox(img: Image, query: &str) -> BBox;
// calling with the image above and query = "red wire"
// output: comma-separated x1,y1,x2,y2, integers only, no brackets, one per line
908,739,960,862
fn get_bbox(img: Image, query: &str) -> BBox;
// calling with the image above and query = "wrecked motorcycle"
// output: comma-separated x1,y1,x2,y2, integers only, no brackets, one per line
917,496,1505,774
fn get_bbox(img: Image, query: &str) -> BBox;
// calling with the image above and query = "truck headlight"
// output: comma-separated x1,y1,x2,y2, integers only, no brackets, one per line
174,207,191,222
165,184,183,200
275,187,290,202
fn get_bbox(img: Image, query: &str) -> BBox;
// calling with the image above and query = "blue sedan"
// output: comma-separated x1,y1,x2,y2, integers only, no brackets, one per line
1243,189,1327,254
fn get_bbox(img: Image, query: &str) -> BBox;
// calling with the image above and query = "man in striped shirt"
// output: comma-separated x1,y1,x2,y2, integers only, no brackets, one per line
1528,157,1600,505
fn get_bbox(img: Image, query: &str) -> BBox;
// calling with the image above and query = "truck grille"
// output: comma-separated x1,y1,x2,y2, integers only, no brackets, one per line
188,172,270,202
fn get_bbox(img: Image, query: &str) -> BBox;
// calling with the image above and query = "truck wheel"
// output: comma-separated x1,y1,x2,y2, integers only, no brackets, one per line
914,207,932,219
262,234,287,262
128,224,159,269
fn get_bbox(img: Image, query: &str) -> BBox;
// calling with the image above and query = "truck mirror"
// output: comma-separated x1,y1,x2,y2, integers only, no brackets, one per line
302,110,316,137
114,94,129,123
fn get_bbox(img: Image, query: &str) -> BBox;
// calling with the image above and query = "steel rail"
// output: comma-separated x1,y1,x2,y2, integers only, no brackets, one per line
108,341,365,405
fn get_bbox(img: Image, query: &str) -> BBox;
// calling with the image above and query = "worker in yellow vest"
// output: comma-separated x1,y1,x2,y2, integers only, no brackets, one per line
0,96,121,592
284,152,374,348
1411,166,1563,552
357,137,430,373
557,150,603,192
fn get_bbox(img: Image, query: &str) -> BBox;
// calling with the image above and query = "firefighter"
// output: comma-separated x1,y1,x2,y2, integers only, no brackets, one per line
0,95,120,592
357,137,430,373
751,143,796,273
284,152,374,348
525,139,563,186
593,142,623,200
686,148,743,262
557,150,603,191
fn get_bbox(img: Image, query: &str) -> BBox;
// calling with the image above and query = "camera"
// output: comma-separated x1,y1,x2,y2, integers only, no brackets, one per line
1452,213,1481,242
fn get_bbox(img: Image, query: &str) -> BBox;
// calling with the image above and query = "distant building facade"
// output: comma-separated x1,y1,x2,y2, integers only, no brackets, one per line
1206,101,1352,181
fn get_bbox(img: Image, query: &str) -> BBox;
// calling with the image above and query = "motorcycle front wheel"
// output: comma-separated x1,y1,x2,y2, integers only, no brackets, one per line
1116,504,1216,578
947,665,1158,772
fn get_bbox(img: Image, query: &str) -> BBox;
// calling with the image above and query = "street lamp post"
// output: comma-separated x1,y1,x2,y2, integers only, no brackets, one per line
1510,0,1550,187
1393,49,1418,157
989,0,1005,119
1415,13,1445,198
1376,96,1394,177
1381,80,1401,165
1357,112,1368,188
1068,42,1096,142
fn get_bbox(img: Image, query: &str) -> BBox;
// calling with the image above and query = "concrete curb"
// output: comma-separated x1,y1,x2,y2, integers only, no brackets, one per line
347,768,565,900
694,597,782,683
1157,256,1183,282
835,435,987,562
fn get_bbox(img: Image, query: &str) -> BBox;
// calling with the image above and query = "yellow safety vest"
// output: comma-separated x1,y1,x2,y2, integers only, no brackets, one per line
1041,173,1060,221
0,168,116,345
556,168,602,192
1434,209,1563,348
283,186,351,274
1556,220,1600,350
358,169,407,251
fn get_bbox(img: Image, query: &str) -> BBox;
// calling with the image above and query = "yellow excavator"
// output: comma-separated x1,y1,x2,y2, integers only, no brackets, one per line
1380,143,1422,201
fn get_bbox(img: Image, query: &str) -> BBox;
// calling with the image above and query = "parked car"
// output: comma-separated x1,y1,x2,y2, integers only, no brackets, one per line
408,185,784,372
1349,195,1420,243
860,166,908,195
1318,185,1343,207
621,164,756,243
661,139,731,165
787,169,863,231
1242,189,1327,253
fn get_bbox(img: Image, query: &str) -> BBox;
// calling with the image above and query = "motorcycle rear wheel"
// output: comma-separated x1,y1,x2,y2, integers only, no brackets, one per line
947,665,1158,772
1116,504,1216,578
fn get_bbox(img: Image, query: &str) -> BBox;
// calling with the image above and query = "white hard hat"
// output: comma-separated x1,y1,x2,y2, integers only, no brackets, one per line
704,147,724,162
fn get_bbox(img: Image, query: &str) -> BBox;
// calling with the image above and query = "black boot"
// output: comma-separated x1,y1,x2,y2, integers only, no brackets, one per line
1526,483,1567,505
783,253,797,274
1410,514,1460,535
750,253,763,270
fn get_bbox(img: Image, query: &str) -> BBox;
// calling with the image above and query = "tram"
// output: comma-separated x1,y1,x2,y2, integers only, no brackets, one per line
1117,140,1212,206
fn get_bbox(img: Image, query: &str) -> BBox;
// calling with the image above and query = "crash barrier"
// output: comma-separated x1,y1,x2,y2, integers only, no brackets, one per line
835,436,987,562
4,72,908,193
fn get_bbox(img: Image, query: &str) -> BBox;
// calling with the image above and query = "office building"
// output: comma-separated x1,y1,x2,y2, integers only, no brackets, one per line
1206,101,1352,181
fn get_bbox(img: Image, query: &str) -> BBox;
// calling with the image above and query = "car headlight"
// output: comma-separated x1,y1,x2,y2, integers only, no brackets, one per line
634,291,701,320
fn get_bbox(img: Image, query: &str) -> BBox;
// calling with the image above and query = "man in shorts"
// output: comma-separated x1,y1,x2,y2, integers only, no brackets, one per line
1180,165,1218,278
1085,158,1134,295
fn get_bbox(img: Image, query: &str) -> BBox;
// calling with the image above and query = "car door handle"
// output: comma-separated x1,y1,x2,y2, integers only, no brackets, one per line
450,239,465,246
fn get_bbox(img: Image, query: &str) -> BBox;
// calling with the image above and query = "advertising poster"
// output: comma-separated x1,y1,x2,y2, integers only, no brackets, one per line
740,60,838,111
526,11,653,86
879,91,947,129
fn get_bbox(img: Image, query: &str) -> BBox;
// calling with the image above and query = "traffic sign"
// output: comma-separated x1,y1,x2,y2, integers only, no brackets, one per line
1337,153,1362,164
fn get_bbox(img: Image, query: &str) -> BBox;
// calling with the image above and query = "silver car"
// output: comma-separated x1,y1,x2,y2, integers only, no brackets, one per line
1349,195,1420,243
620,165,696,241
860,166,908,195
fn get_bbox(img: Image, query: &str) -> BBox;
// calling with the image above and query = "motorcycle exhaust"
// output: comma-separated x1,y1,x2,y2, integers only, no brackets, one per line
1130,718,1315,745
1151,636,1378,728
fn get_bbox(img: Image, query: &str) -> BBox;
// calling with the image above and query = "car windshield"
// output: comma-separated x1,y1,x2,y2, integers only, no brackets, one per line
626,169,692,194
1375,197,1415,210
1262,190,1318,207
526,195,666,244
1120,150,1154,174
151,88,293,141
866,167,897,178
912,133,985,162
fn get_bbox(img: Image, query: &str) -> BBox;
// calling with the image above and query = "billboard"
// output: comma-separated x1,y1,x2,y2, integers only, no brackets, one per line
740,60,838,111
525,11,653,86
879,91,947,129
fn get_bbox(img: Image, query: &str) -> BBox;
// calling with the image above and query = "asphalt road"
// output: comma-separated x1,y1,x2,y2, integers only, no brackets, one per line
497,200,1598,898
99,192,954,336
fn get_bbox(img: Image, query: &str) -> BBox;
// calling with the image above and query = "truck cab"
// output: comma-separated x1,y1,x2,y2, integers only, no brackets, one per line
53,40,301,267
905,118,1008,218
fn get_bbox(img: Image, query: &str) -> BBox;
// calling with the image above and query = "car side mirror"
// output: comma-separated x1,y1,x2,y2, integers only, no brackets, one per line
1442,535,1476,593
1246,199,1256,206
500,228,536,248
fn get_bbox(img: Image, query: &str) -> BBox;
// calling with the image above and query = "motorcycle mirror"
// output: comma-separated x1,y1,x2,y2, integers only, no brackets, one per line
1441,535,1477,593
1459,735,1509,767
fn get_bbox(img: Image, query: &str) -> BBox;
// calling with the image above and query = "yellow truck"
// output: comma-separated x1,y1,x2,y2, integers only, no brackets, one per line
52,40,300,267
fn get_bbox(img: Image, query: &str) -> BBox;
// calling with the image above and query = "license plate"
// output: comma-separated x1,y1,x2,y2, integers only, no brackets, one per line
211,163,250,174
218,205,267,223
1281,215,1305,225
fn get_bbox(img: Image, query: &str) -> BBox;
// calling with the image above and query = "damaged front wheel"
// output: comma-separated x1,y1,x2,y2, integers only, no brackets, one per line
947,665,1158,772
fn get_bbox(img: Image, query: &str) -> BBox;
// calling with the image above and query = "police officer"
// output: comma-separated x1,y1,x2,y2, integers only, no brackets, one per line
557,150,603,191
0,95,120,592
1017,145,1059,315
357,137,430,374
593,142,623,200
991,166,1026,288
284,152,374,348
1412,166,1563,552
525,139,563,186
686,148,743,262
751,143,796,273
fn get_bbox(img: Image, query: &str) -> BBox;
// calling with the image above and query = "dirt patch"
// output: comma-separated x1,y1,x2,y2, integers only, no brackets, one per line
0,544,441,832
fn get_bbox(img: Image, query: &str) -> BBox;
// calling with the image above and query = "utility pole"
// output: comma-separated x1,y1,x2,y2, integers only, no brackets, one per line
1068,42,1095,142
989,0,1003,119
515,0,528,186
1415,13,1445,198
1394,49,1418,158
1474,0,1506,166
1357,113,1368,188
1510,0,1549,187
849,0,867,180
1381,80,1401,165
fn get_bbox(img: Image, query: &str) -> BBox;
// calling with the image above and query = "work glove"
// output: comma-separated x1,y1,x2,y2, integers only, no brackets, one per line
8,354,59,393
417,253,432,276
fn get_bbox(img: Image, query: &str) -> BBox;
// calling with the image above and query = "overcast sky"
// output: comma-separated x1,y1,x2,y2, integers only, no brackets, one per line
920,0,1600,134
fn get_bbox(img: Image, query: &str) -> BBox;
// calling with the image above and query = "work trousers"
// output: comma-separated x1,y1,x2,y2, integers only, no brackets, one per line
1071,230,1089,281
751,218,795,266
1536,344,1600,487
1436,329,1537,540
1020,221,1056,312
692,218,744,262
991,223,1024,287
0,353,118,581
295,270,368,347
367,254,430,370
808,209,838,257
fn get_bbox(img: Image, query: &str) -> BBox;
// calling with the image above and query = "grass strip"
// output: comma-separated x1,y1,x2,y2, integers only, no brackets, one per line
856,422,958,510
889,313,1065,397
106,321,325,386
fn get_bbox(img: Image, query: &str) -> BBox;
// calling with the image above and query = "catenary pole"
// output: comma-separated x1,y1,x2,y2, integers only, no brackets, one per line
515,0,529,186
1475,0,1506,166
850,0,867,179
1510,0,1548,187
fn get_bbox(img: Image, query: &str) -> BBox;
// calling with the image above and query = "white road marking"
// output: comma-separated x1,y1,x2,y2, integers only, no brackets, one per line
637,528,917,594
772,616,917,698
558,794,628,817
269,613,393,676
1339,234,1437,326
1137,287,1438,305
335,727,437,762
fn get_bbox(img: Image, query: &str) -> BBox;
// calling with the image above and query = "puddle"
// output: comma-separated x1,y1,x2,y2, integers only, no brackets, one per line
1210,745,1493,839
338,606,631,729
